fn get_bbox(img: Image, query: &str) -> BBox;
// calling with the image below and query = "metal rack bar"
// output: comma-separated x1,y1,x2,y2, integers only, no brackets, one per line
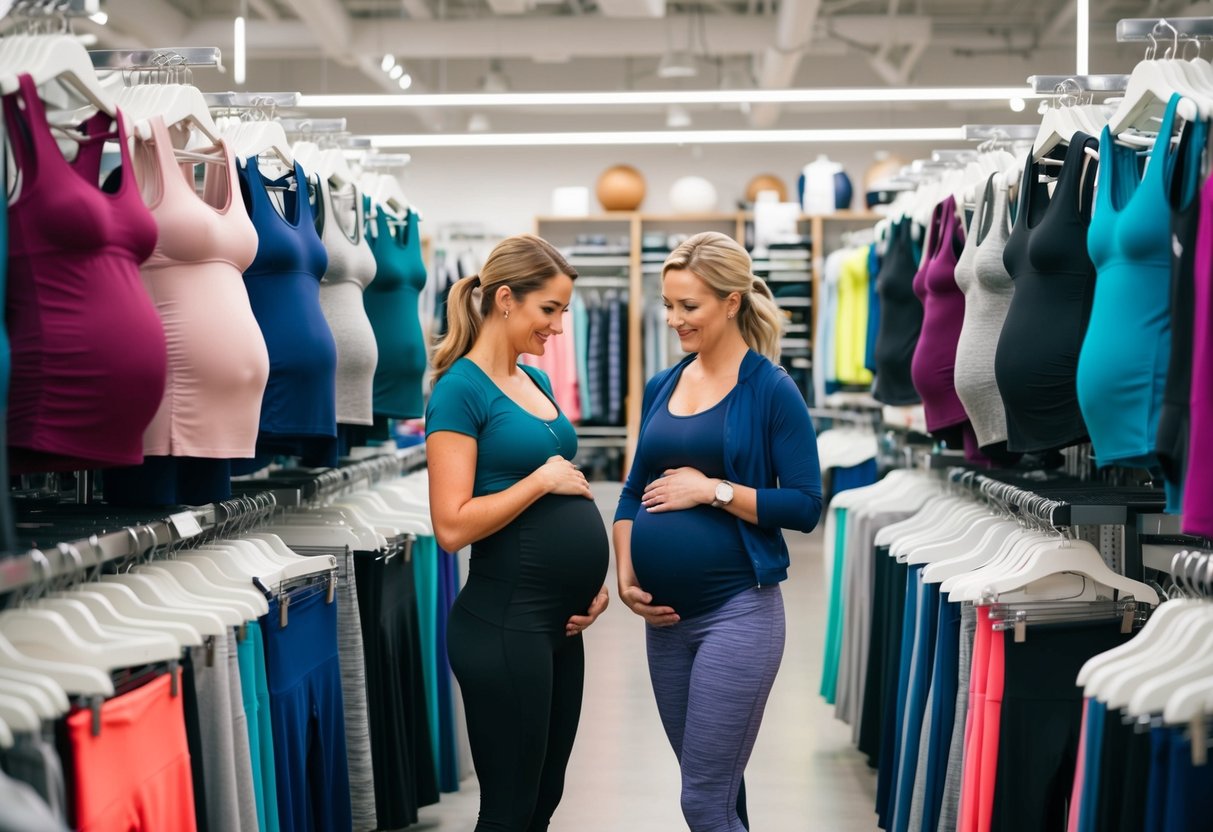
203,91,301,109
89,47,223,70
1117,17,1213,42
279,117,348,134
1027,75,1129,93
962,124,1040,141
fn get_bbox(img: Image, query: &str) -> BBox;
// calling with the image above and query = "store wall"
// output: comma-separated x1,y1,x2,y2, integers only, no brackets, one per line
395,141,938,236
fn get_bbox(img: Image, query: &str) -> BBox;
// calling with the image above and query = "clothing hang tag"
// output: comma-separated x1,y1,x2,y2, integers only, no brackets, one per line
169,511,203,540
90,696,102,738
326,573,336,605
238,622,248,643
279,594,290,629
169,660,179,698
1192,714,1209,767
1121,603,1136,634
205,635,216,668
1013,612,1027,644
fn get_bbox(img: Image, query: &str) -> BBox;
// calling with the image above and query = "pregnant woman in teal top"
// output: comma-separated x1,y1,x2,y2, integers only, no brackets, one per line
426,234,610,831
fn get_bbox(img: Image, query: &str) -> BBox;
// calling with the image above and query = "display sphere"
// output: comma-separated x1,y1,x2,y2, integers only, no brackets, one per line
745,173,788,203
669,176,718,213
596,165,646,211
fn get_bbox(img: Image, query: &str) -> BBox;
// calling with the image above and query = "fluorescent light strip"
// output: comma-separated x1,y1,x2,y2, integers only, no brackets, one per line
234,16,246,86
301,86,1036,109
368,127,964,148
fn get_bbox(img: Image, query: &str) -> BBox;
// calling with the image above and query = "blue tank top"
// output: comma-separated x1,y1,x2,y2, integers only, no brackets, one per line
237,159,338,463
1078,94,1182,467
629,390,754,620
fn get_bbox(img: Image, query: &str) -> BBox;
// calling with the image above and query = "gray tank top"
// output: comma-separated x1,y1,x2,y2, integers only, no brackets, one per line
954,174,1015,448
316,178,380,426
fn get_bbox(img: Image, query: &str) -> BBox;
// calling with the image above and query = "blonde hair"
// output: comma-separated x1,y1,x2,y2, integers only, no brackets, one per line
662,231,783,361
432,233,577,383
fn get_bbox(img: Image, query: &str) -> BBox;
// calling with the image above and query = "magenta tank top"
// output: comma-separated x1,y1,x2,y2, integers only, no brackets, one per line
1183,172,1213,537
911,195,970,432
3,74,167,472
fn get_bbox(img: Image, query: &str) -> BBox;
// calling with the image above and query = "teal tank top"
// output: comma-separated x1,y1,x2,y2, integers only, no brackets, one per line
425,358,578,496
1078,94,1183,467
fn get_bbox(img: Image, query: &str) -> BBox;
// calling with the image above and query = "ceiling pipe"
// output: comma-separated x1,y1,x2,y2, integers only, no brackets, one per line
750,0,823,128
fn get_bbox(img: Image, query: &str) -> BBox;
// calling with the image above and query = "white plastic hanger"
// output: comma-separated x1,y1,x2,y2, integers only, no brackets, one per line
61,587,203,648
97,576,229,636
0,35,116,115
0,691,43,734
0,666,68,717
33,597,180,662
0,608,169,674
0,629,112,697
1162,676,1213,724
125,567,253,624
0,673,59,721
1126,628,1213,717
136,562,266,618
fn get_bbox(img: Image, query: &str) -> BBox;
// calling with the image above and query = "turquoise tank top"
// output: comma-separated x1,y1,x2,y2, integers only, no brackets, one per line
425,358,578,496
1078,94,1183,467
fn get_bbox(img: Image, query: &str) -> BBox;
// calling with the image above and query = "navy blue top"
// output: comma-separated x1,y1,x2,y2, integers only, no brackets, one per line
630,389,754,619
616,350,824,587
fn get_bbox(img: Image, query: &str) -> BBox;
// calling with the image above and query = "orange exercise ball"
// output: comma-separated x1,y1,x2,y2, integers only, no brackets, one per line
746,173,788,203
596,164,646,211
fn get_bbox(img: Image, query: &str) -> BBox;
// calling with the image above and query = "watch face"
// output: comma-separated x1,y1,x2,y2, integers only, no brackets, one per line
716,482,734,503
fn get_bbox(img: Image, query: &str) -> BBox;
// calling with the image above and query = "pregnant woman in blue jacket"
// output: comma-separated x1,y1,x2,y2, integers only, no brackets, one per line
614,231,823,832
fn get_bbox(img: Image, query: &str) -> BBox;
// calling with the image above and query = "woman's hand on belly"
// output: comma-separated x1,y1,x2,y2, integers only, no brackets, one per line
642,467,715,513
620,584,680,627
565,586,610,637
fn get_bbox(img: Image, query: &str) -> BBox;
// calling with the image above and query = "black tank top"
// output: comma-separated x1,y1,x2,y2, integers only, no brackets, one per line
1156,116,1208,511
873,218,924,406
994,135,1099,453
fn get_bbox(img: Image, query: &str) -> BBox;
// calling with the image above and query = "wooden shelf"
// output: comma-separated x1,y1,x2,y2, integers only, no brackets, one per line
536,213,638,223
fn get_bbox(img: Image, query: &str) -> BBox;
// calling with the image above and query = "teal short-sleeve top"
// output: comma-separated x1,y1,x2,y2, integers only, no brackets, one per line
425,357,578,496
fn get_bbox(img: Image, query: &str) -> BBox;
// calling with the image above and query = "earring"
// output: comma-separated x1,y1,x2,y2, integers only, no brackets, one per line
728,312,735,319
504,309,510,320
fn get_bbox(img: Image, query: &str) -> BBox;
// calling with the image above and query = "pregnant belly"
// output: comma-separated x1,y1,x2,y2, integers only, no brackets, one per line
465,494,609,632
630,506,754,620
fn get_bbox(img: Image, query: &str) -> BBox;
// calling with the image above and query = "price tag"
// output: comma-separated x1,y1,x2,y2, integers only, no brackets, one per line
169,511,203,539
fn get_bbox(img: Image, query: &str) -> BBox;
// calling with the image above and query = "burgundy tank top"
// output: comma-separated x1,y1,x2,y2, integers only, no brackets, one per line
3,74,167,472
911,195,970,433
1183,172,1213,538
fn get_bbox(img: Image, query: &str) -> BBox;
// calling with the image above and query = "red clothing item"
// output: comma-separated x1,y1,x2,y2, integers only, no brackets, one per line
66,671,197,832
3,74,166,472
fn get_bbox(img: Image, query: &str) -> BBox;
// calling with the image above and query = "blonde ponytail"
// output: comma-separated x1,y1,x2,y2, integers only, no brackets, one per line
663,231,783,361
431,234,578,384
431,275,483,384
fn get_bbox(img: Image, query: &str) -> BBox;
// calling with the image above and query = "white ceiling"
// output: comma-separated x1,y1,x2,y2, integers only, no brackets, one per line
68,0,1213,132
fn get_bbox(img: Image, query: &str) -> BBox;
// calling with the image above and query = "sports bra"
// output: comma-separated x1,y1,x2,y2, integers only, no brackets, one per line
132,117,269,459
3,75,167,472
1158,112,1209,514
363,203,429,419
316,179,379,426
872,218,924,406
910,195,969,432
954,175,1016,449
995,134,1099,454
1078,94,1180,468
237,158,337,463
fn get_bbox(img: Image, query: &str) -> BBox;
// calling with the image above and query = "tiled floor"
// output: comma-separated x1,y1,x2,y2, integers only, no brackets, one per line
412,483,878,831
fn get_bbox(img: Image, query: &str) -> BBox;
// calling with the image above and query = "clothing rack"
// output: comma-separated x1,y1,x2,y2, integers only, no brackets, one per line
89,48,223,71
0,448,427,600
1117,16,1213,42
203,91,301,111
279,117,347,135
1027,74,1129,93
2,0,97,25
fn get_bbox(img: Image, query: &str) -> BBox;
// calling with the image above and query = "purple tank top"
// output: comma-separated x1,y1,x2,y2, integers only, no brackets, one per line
1183,173,1213,537
911,195,970,432
3,75,167,472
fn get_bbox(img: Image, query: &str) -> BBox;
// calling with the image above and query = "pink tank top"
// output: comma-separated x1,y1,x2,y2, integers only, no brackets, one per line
3,75,167,472
132,117,269,459
1182,173,1213,537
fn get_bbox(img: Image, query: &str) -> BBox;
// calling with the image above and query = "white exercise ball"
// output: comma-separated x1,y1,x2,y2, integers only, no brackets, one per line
669,176,719,213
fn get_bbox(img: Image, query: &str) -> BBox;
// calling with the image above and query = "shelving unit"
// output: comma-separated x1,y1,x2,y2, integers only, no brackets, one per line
536,209,882,465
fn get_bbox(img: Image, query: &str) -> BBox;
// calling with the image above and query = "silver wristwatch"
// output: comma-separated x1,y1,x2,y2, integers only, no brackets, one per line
711,480,735,508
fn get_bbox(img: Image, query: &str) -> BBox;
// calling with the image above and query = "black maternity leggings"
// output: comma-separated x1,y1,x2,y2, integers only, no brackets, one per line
446,494,609,832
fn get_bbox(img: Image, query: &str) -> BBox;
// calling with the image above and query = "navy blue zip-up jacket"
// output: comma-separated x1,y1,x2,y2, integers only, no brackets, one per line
614,350,824,586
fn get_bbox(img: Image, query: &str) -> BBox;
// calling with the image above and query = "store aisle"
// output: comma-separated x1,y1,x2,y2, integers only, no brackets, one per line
414,482,877,831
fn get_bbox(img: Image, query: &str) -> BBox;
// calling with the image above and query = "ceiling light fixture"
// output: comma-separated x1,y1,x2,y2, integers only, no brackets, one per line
389,65,405,80
300,86,1038,109
398,74,413,91
381,54,396,72
88,11,107,25
480,60,511,93
657,50,698,79
233,14,246,86
666,105,692,129
368,126,964,148
1008,97,1026,112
